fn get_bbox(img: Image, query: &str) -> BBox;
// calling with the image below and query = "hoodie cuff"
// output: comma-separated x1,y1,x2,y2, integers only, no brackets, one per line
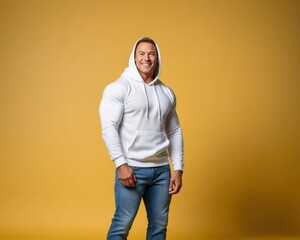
173,162,184,172
114,156,127,168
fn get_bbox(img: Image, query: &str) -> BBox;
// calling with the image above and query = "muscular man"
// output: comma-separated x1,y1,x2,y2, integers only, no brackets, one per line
100,37,184,240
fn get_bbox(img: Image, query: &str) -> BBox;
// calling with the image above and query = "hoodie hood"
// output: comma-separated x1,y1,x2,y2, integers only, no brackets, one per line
121,37,162,85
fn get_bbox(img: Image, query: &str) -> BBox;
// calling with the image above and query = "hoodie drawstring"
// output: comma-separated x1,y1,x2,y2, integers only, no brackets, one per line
153,84,161,120
142,83,161,120
142,83,149,118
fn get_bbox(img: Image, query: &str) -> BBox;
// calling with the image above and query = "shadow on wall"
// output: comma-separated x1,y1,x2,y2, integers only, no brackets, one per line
189,131,300,238
234,188,300,237
227,147,300,238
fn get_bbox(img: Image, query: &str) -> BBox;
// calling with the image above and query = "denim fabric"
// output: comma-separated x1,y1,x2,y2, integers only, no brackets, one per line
107,165,172,240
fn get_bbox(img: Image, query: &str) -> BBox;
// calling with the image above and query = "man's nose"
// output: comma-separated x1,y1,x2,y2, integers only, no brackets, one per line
144,54,150,60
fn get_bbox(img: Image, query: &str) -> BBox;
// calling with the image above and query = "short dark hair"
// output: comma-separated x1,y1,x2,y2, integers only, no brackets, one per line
134,37,158,55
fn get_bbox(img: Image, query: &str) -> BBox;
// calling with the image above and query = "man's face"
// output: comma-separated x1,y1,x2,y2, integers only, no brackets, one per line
135,42,157,79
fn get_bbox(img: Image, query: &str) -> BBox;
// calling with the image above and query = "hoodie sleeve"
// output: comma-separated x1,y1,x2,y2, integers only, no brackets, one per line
99,82,127,168
165,90,184,172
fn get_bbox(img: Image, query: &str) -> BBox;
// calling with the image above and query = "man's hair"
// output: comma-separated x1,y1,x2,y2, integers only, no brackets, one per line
134,37,158,55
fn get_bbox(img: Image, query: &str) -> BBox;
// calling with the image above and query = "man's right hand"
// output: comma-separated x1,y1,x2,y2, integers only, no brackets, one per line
117,164,136,187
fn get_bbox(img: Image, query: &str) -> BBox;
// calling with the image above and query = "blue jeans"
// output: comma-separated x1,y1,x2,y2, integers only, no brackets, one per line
107,165,172,240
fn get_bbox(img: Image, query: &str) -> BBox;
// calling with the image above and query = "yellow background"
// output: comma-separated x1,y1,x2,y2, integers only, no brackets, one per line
0,0,299,239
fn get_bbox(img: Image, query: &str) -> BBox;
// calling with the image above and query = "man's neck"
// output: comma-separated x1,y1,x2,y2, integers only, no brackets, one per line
140,72,154,84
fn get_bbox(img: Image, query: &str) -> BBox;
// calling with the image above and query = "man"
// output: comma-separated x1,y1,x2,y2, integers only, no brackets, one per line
99,37,184,240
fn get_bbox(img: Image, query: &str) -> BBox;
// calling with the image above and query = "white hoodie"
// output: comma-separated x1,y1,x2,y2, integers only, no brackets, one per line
99,38,184,171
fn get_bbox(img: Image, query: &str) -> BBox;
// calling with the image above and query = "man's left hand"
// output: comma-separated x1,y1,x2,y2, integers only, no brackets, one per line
169,170,183,195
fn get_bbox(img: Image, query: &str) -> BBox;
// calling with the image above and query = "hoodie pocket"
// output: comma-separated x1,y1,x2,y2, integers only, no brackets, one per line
128,131,169,159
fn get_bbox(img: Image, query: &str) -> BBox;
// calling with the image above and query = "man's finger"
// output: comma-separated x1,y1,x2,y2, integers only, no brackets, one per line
128,178,135,187
169,179,174,192
169,185,180,194
133,173,137,182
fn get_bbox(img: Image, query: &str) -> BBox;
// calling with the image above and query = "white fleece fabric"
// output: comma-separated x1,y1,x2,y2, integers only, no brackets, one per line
99,38,184,171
